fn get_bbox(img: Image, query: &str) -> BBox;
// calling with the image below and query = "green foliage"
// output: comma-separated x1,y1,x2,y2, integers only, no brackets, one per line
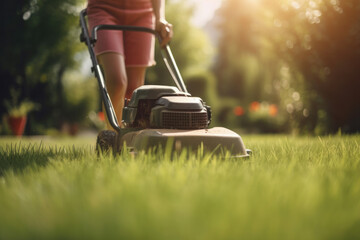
264,0,360,133
60,71,99,125
0,0,86,133
243,103,290,133
4,89,38,117
6,101,37,118
0,118,12,136
184,70,220,121
0,135,359,239
214,0,360,133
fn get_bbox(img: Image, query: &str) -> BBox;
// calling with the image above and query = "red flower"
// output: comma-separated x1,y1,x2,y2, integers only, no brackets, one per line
249,101,260,112
98,112,105,121
234,106,245,116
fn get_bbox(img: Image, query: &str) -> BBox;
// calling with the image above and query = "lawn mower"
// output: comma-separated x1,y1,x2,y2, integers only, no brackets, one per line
80,9,251,158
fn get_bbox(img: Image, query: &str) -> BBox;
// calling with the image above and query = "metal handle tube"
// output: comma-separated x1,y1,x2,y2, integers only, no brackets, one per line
161,45,188,93
80,10,121,132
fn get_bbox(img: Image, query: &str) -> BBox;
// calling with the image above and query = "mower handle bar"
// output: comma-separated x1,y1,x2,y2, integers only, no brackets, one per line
91,24,187,94
80,9,188,132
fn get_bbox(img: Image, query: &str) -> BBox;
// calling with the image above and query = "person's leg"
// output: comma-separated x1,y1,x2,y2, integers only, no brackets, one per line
125,67,147,99
97,52,127,130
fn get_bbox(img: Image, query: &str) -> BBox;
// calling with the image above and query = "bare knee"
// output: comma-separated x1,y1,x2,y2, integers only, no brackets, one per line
98,53,128,96
107,69,127,95
126,67,146,99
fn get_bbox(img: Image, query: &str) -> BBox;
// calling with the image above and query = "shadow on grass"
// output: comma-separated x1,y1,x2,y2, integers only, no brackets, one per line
0,143,89,176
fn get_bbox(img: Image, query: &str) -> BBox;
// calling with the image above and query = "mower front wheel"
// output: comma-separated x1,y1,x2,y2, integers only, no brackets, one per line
96,130,117,155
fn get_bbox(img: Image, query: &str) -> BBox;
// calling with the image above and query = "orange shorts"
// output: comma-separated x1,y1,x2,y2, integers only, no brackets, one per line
87,0,155,67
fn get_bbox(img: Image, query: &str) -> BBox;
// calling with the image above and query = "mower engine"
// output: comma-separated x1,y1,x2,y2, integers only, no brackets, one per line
122,85,211,130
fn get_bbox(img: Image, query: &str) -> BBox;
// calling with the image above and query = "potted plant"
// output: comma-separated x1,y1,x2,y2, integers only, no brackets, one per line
5,89,37,136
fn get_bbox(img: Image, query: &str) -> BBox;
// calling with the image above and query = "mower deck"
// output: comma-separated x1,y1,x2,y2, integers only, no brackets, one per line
119,127,250,158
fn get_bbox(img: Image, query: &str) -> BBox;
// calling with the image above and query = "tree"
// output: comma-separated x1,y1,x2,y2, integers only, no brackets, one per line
279,0,360,132
214,0,360,133
0,0,85,133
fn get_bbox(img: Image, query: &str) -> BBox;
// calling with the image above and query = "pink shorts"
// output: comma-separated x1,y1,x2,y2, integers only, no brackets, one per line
87,0,155,67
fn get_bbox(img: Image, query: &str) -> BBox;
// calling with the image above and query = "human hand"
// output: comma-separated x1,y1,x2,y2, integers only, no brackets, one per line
155,19,173,48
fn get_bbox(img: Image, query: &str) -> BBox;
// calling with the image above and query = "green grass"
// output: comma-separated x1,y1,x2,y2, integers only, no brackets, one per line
0,134,359,240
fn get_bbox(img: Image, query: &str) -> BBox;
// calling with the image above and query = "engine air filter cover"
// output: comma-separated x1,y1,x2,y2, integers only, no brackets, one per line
155,96,204,110
150,96,209,129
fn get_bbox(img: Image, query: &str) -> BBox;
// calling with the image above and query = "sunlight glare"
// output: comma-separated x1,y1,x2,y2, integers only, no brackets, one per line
186,0,223,27
245,0,261,6
291,1,301,9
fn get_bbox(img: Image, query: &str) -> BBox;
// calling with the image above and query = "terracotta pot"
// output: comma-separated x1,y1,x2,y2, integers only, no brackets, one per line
8,116,27,136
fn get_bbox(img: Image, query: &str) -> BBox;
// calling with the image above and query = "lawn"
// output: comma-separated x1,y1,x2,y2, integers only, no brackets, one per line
0,134,359,240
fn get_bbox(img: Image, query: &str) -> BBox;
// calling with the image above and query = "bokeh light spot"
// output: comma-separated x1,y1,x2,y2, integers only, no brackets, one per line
250,101,260,112
269,104,278,116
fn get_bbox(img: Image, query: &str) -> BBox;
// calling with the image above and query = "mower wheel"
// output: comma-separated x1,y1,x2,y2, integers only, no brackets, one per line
96,130,116,155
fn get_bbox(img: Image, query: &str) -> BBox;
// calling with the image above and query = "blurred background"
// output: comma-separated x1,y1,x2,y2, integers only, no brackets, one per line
0,0,359,136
